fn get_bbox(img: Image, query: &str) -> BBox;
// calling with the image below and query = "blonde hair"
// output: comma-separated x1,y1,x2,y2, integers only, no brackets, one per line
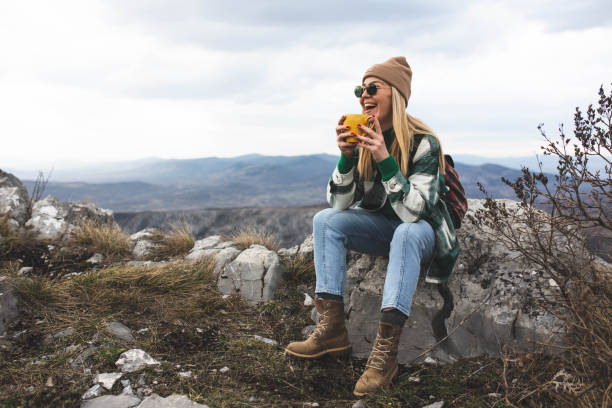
357,86,446,181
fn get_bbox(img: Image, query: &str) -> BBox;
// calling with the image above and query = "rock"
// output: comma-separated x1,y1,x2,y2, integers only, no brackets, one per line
25,196,114,240
86,253,104,264
352,401,368,408
94,372,123,390
277,246,298,257
304,199,565,364
80,394,141,408
218,245,282,304
129,229,160,260
408,376,421,383
17,266,33,276
115,349,160,373
303,403,319,407
422,402,444,408
125,261,167,267
121,384,135,396
253,335,278,346
105,321,135,342
219,366,230,374
185,235,240,274
0,169,29,233
424,356,437,365
297,234,314,259
301,325,316,337
82,384,104,400
137,394,210,408
178,370,192,378
303,293,314,306
71,345,98,368
0,276,20,336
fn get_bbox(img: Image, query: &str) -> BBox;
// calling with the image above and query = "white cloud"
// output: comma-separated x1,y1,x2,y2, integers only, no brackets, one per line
0,0,610,171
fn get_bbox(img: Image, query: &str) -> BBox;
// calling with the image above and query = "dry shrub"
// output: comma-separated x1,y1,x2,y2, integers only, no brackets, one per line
14,277,59,306
228,226,280,251
70,219,130,258
148,223,195,260
472,85,611,407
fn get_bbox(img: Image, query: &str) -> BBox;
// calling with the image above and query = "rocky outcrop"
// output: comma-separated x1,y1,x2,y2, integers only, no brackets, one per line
128,228,160,260
218,245,283,304
0,169,30,233
304,199,566,364
25,196,114,240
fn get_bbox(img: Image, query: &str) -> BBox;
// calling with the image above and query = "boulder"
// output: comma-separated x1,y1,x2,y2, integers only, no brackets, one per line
0,276,20,336
185,235,240,274
306,199,566,364
0,169,29,233
25,196,114,240
129,229,160,260
115,349,160,373
81,394,141,408
218,245,282,304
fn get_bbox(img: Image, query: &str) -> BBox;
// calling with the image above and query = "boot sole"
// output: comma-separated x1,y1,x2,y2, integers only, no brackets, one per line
352,364,398,397
284,344,352,359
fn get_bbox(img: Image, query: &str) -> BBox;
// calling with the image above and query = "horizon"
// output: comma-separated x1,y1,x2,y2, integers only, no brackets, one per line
1,1,611,168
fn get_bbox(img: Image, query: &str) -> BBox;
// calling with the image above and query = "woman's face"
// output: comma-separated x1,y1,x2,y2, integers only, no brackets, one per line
360,76,393,130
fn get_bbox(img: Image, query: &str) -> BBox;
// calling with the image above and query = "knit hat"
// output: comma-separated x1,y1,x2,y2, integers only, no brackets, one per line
362,56,412,105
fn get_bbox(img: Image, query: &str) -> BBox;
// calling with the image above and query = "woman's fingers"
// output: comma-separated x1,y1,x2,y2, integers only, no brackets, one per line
336,125,350,136
337,115,346,126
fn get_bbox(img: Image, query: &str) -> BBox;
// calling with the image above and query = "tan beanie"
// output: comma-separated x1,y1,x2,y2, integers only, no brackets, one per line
362,56,412,105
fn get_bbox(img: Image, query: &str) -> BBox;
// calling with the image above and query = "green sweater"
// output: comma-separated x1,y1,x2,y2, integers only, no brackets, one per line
328,130,460,283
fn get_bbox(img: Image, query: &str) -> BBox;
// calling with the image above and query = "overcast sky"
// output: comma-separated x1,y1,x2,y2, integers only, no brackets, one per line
1,0,610,170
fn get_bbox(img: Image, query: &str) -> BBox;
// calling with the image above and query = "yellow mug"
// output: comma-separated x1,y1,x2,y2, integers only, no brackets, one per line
343,114,370,143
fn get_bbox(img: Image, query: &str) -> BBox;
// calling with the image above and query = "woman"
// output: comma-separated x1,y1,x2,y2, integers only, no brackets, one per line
285,56,460,396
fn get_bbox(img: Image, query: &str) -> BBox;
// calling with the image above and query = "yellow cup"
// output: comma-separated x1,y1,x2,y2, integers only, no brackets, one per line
343,114,370,143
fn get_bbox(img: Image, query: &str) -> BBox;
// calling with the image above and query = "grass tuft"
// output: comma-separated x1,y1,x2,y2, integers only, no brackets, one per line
148,223,195,260
15,277,59,306
227,226,280,252
70,219,130,258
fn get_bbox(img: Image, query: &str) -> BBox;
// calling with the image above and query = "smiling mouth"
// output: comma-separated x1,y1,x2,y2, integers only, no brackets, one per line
364,104,377,113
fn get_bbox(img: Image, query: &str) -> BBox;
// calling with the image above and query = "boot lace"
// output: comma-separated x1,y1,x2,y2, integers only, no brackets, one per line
311,310,329,340
365,335,394,371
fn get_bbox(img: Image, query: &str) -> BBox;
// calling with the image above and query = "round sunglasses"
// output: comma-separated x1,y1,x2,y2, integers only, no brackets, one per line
354,83,388,98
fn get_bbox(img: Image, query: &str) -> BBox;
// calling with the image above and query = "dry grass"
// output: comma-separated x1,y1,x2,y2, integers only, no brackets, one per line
0,214,11,237
148,223,195,260
70,219,130,258
227,226,280,252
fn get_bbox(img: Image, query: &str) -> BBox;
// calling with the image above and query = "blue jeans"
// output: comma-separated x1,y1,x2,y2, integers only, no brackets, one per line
313,207,435,317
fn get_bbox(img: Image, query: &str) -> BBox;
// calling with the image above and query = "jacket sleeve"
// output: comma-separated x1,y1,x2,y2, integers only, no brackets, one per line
326,154,360,210
377,135,441,223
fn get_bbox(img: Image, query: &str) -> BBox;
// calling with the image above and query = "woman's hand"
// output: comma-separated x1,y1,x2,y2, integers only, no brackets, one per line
336,115,357,158
356,116,389,162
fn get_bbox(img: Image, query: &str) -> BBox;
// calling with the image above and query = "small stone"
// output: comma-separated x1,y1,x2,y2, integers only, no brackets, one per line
304,403,319,407
219,366,230,374
152,380,158,385
178,371,192,378
17,266,33,276
424,356,437,365
45,376,54,387
303,293,314,306
26,386,35,393
253,335,278,346
121,384,134,396
94,372,123,390
548,278,559,287
115,349,160,373
81,394,142,408
71,345,98,367
82,384,104,400
121,379,130,387
422,402,444,408
352,401,367,408
487,393,502,398
249,397,257,402
408,376,421,383
105,321,135,342
86,253,103,264
137,328,149,334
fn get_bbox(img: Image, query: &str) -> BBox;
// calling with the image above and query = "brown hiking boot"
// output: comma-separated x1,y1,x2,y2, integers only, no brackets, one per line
284,297,351,359
353,321,402,397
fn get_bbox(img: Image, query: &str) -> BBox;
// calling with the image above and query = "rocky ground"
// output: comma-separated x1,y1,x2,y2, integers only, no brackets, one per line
1,169,607,407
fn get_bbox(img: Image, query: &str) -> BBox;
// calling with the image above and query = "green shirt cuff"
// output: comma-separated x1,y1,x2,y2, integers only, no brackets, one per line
377,156,399,181
337,154,354,174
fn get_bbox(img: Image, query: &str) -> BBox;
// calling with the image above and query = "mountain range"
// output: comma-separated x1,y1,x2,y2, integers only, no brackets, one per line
16,154,529,212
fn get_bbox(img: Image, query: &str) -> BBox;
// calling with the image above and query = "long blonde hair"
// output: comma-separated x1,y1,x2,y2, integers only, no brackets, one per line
357,86,446,181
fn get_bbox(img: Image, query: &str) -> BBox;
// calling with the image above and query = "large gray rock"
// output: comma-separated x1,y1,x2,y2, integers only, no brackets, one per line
218,244,282,304
307,199,566,364
25,196,114,240
0,169,29,233
0,276,20,336
137,394,210,408
185,235,240,274
115,349,160,373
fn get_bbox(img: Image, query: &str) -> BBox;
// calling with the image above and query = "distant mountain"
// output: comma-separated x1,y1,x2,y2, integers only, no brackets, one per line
19,154,528,212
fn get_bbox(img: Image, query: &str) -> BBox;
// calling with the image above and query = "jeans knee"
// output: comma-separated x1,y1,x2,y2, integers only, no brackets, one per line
392,222,434,250
313,208,339,231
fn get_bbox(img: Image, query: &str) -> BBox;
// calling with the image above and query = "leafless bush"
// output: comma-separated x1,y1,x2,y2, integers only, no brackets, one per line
26,169,52,218
227,226,280,252
471,85,611,407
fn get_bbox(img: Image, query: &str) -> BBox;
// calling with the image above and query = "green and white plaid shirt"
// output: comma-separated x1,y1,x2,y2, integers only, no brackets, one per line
327,133,460,283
